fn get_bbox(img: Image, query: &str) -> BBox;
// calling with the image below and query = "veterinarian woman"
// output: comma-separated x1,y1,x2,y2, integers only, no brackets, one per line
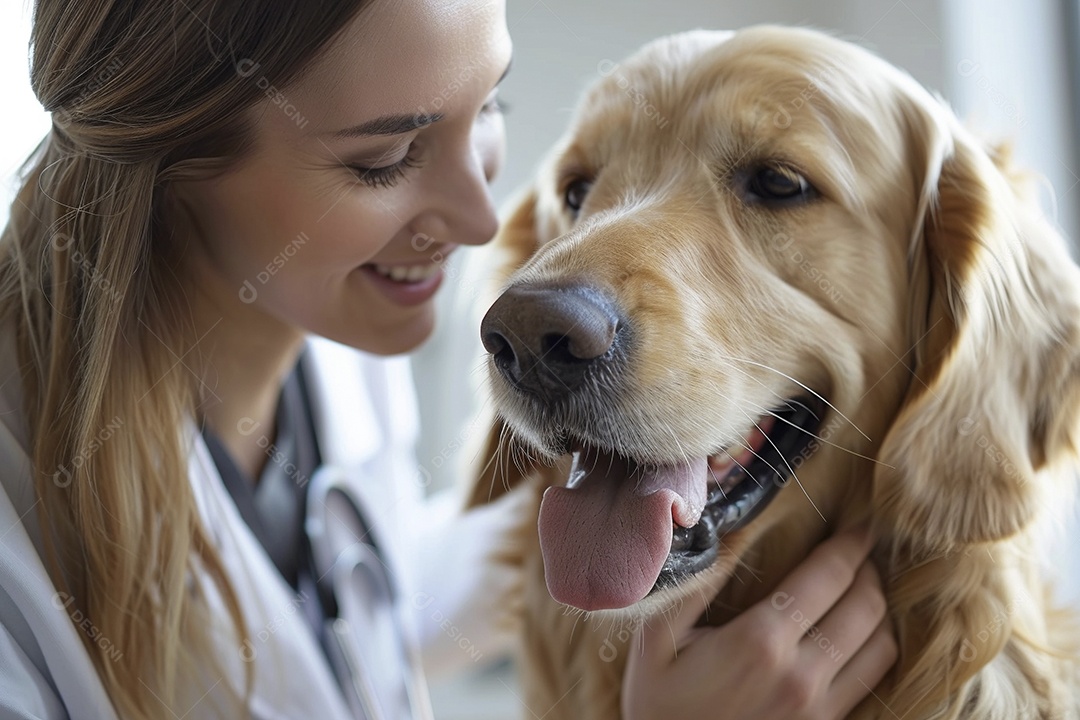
0,1,896,718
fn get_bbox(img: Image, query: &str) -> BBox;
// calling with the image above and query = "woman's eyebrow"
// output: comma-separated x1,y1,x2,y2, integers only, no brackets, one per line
324,112,444,140
319,56,511,141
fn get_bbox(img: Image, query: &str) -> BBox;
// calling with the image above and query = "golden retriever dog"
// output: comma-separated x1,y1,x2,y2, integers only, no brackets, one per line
468,25,1080,719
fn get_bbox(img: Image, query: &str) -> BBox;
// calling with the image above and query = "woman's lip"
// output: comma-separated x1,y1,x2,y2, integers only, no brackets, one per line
358,263,444,307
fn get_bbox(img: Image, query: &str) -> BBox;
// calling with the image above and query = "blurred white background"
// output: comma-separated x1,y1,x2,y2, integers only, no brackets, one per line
3,1,1078,718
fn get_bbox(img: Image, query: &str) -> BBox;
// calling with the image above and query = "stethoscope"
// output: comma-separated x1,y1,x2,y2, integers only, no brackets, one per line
304,465,434,720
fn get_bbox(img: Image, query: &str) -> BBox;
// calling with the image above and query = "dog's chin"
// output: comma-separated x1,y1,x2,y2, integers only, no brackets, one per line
533,396,827,613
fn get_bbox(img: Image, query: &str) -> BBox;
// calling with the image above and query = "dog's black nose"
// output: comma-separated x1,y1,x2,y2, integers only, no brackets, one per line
481,282,621,395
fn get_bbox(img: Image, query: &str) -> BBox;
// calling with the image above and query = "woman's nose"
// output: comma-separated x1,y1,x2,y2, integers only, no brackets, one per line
453,149,500,246
414,137,501,248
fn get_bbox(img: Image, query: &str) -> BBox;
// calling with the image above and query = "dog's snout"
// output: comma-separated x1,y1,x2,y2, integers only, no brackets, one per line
481,283,621,395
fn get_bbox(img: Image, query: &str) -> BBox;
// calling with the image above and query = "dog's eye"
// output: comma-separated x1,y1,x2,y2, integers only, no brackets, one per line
564,178,592,215
747,166,813,203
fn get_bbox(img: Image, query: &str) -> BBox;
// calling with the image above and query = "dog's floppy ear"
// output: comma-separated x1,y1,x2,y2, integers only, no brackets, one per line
468,188,546,508
873,104,1080,551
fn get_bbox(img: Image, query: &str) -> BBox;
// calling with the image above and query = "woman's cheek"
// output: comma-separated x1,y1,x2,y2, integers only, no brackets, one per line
314,192,407,258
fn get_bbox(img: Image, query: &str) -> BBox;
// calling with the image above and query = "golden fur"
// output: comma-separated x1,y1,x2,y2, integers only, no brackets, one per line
470,26,1080,719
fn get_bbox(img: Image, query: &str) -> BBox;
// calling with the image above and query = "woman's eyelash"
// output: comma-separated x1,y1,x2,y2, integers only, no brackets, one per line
347,96,506,190
348,148,422,189
483,96,510,115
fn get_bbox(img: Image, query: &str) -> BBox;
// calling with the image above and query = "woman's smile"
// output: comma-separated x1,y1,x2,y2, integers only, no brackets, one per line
356,260,447,307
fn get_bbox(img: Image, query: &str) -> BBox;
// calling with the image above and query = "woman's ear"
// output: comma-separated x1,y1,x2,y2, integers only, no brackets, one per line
873,116,1080,552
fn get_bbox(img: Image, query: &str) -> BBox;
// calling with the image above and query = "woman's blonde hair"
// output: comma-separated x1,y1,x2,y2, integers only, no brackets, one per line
0,1,368,716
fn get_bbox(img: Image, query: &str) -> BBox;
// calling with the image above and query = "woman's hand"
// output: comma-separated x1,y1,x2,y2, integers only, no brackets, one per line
622,524,896,720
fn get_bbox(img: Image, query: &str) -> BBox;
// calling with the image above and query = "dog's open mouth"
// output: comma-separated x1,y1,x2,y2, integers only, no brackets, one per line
537,397,825,611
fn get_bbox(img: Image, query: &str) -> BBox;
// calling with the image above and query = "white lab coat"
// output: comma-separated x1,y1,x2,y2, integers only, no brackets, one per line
0,329,528,719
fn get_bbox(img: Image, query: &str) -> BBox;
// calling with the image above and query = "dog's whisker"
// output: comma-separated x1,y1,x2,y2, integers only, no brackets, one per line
567,610,581,648
475,430,501,489
664,598,682,659
731,405,827,524
711,444,754,487
712,532,764,584
755,418,826,524
739,398,896,470
720,433,781,490
478,419,511,504
696,586,711,623
707,466,728,499
716,353,872,442
656,422,696,493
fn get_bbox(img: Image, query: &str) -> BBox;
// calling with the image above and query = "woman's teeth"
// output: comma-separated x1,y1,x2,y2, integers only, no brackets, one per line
370,263,440,283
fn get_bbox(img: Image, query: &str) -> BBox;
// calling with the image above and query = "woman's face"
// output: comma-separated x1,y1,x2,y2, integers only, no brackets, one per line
174,0,511,355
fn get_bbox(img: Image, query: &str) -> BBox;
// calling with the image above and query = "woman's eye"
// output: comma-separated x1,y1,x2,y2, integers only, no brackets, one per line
481,93,508,116
564,178,592,215
348,145,421,189
746,166,814,203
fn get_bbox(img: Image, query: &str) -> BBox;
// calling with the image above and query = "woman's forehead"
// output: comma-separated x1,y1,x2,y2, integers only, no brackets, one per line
287,0,511,129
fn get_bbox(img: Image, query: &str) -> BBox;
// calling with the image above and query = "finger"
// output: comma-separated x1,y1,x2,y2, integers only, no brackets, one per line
763,524,874,641
805,560,888,680
633,592,712,668
824,619,898,719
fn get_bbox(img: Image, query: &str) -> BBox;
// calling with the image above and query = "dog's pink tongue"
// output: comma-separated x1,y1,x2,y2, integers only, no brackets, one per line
538,451,707,611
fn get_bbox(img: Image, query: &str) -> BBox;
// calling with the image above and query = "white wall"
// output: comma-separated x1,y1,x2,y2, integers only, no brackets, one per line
943,0,1079,255
0,3,50,215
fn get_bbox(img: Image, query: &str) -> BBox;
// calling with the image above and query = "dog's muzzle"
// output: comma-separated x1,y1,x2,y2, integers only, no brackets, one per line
481,278,827,612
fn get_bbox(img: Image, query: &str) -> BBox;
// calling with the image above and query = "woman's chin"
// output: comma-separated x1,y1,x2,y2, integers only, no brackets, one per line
343,307,437,356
